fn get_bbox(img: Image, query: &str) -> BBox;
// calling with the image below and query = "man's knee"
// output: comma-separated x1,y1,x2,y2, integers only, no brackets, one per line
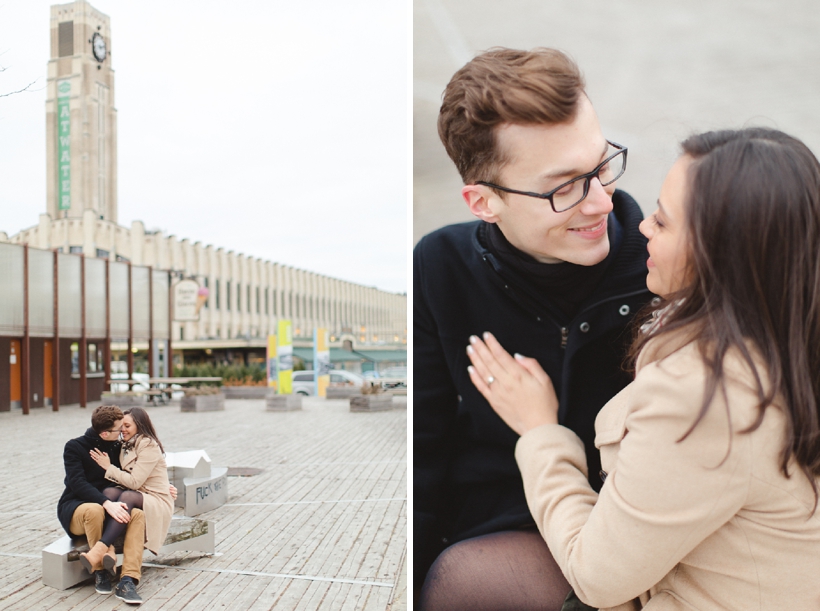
82,503,105,522
69,503,105,535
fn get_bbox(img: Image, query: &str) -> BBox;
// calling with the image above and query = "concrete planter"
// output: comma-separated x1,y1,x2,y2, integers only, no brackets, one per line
266,394,303,411
223,386,268,400
325,386,361,399
100,393,147,408
350,394,393,412
181,393,225,412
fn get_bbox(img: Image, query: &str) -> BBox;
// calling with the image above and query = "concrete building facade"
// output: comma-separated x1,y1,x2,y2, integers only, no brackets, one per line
5,215,407,351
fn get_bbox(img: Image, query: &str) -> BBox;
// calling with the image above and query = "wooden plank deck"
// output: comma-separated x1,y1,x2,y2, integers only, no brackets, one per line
0,396,406,610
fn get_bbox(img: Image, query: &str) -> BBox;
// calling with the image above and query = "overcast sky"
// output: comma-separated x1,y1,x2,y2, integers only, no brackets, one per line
0,0,408,294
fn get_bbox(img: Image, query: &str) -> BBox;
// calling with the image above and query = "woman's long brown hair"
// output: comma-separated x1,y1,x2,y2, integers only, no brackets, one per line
124,407,165,454
630,127,820,502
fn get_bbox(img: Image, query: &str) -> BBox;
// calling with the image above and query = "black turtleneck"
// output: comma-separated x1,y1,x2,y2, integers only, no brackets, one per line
482,211,624,323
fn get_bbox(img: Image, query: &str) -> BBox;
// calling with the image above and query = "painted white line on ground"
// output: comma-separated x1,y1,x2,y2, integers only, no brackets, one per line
141,563,394,587
226,497,407,507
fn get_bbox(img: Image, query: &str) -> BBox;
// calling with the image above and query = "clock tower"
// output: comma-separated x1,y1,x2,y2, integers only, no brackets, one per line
46,0,117,223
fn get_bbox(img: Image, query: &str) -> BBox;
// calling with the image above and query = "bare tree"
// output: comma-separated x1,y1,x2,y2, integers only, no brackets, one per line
0,50,38,98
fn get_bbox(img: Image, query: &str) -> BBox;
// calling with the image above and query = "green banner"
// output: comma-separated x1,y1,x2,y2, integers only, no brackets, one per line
57,80,71,211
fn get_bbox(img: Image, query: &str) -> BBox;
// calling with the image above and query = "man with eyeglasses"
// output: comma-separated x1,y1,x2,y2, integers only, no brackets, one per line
57,405,147,602
414,48,653,610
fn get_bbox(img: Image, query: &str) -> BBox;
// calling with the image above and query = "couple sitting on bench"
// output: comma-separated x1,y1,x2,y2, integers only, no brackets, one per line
57,405,174,605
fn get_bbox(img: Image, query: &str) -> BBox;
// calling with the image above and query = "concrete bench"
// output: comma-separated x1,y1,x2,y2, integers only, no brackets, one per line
42,516,215,590
266,394,302,411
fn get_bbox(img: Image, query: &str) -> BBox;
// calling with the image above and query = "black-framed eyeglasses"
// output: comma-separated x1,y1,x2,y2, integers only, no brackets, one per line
477,140,628,213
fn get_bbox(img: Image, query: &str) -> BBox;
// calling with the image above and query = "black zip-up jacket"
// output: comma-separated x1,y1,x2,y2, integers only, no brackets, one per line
413,190,654,587
57,427,123,536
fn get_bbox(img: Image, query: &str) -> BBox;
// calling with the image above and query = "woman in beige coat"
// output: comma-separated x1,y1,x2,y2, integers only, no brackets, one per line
89,407,174,558
467,128,820,610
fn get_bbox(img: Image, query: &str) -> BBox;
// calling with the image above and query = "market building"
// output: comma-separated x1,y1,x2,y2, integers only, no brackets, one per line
0,0,406,411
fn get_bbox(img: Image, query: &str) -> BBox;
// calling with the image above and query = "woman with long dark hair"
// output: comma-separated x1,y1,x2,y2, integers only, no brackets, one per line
466,128,820,609
86,407,174,588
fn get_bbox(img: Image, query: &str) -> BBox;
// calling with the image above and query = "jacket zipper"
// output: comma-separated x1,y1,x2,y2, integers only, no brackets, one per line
482,253,651,351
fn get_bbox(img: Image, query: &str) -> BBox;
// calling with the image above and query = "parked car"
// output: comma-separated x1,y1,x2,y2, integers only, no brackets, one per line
379,366,407,389
380,366,407,379
291,370,366,396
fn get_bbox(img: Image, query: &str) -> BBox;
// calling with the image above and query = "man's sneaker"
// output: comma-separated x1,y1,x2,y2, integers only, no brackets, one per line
94,570,113,595
115,577,143,605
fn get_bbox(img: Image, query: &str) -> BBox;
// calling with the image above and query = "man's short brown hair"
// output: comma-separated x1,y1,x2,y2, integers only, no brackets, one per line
91,405,123,433
437,47,586,185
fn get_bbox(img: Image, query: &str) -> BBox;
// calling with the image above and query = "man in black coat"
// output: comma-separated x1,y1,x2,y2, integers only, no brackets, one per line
57,405,146,602
414,48,654,610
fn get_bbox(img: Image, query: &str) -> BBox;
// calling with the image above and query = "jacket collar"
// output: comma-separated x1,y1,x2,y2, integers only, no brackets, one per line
636,324,699,372
472,189,651,317
83,427,120,451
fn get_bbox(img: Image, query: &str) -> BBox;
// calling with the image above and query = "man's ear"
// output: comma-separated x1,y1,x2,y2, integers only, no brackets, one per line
462,184,501,223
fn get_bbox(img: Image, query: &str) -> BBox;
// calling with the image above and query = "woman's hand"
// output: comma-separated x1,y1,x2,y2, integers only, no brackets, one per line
467,332,559,436
89,448,112,470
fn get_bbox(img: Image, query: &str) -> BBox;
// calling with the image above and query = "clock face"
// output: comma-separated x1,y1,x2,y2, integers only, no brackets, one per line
92,33,106,63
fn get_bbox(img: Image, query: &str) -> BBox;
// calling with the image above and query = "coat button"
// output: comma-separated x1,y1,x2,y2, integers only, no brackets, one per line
579,322,590,333
619,305,630,316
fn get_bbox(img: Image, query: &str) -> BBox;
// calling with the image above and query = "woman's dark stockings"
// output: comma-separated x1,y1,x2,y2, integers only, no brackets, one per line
100,487,144,546
419,529,571,611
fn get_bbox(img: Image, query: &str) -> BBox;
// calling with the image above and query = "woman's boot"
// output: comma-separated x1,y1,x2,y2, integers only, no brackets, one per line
79,541,108,574
103,544,118,576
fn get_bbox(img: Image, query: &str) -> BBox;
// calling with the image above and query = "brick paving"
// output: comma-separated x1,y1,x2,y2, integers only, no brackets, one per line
0,397,406,610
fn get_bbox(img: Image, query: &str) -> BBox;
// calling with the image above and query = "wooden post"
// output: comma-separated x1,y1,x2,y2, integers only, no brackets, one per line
53,250,60,411
79,255,87,408
168,272,173,377
22,244,30,415
148,266,154,378
127,262,134,379
104,259,111,391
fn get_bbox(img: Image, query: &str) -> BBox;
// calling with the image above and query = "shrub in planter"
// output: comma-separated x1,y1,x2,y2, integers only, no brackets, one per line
181,386,225,412
350,393,393,412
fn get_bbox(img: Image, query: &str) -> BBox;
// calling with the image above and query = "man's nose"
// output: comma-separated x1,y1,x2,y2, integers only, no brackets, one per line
577,177,614,215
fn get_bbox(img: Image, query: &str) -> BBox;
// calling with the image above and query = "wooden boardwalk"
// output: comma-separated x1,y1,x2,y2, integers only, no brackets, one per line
0,396,406,610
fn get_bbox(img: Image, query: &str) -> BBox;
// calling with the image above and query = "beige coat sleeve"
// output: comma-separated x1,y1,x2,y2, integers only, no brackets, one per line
105,438,162,491
515,356,753,609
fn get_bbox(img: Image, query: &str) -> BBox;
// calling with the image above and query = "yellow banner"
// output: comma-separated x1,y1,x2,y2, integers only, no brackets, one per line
277,320,293,394
267,335,277,390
